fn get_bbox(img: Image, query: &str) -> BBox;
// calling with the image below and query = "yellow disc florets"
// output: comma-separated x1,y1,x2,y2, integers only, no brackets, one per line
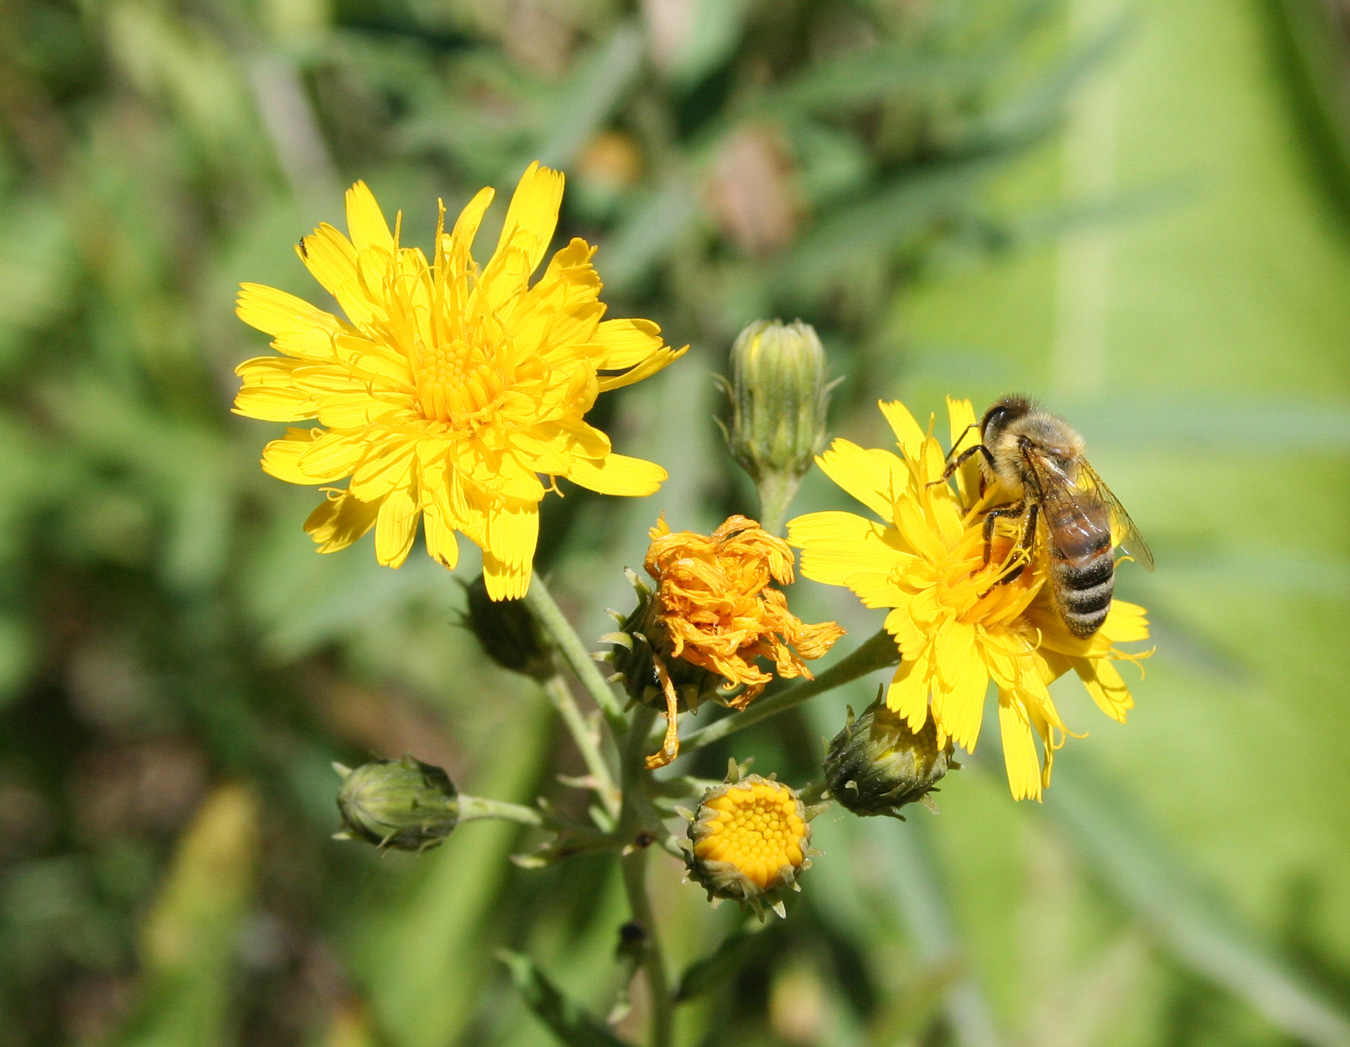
683,771,814,919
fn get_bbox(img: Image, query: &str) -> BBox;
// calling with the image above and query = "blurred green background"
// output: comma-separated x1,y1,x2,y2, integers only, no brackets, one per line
2,0,1349,1045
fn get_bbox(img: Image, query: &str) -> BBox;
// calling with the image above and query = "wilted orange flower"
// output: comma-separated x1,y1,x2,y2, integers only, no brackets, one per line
641,515,844,766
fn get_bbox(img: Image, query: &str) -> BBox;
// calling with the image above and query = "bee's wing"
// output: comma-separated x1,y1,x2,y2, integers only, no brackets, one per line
1022,450,1109,555
1075,460,1155,572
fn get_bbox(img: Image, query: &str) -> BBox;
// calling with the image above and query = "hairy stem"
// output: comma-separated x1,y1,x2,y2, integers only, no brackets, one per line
755,470,804,538
620,705,674,1047
524,574,629,738
541,674,621,820
451,794,546,826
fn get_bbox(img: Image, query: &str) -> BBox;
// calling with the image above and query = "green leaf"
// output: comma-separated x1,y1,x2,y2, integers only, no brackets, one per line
498,950,631,1047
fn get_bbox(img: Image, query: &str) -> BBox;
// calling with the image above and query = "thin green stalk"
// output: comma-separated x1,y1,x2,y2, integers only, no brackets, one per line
678,628,899,753
755,471,803,538
452,794,546,826
524,574,629,737
619,705,674,1047
541,674,621,820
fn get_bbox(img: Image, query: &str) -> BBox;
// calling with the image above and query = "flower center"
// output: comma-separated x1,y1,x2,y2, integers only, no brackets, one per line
929,526,1043,625
413,336,506,426
693,780,807,888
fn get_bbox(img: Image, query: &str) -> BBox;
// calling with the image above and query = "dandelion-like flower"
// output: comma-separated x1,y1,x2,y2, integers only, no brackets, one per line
788,398,1150,800
234,163,686,600
609,515,844,767
683,769,815,920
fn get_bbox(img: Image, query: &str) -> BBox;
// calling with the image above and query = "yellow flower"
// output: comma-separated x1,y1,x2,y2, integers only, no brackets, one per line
787,398,1150,801
613,515,844,767
684,772,813,919
234,163,686,600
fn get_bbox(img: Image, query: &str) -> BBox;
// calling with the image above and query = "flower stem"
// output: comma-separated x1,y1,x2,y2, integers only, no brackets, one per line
678,627,899,753
524,574,629,738
620,705,674,1047
755,471,803,538
541,674,621,820
451,794,546,826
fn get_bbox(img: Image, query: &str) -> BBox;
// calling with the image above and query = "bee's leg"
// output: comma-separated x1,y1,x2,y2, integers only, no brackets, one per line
931,442,995,485
993,502,1039,585
981,502,1026,568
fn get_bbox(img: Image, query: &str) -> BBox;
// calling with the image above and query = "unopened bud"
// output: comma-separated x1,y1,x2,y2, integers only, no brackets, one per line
465,574,553,679
722,319,831,522
823,698,955,819
335,756,458,851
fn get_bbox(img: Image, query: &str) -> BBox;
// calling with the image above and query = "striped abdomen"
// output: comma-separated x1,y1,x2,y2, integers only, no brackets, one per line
1044,496,1114,637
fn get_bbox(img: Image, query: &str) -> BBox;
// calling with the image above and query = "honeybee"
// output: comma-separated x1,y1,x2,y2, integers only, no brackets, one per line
941,396,1154,637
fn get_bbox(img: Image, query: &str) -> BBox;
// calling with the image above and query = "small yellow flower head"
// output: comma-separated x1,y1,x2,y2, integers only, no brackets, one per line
824,695,957,819
723,319,832,499
235,163,687,601
608,515,844,767
463,574,554,680
788,398,1151,801
683,769,813,920
334,756,458,851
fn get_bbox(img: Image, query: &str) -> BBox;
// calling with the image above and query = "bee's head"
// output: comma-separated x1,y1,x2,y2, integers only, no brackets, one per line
980,395,1033,443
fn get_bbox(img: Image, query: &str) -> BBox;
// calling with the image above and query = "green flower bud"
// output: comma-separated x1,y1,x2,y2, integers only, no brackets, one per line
464,574,554,679
823,698,956,819
680,764,817,920
721,319,832,526
334,756,458,851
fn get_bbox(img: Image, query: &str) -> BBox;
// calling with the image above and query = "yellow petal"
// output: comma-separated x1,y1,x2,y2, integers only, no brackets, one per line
481,162,565,315
483,502,540,600
233,357,318,422
236,283,341,356
596,344,688,392
345,181,396,255
304,492,379,552
945,396,983,507
592,318,666,369
814,439,909,522
297,430,367,481
494,162,564,275
997,692,1043,801
297,223,358,303
316,391,399,429
787,511,908,590
885,641,932,734
878,399,926,462
566,453,666,496
1075,656,1134,722
1102,599,1150,643
442,186,495,273
262,429,361,485
506,238,601,350
932,620,987,751
349,440,416,501
423,499,460,569
374,484,418,567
